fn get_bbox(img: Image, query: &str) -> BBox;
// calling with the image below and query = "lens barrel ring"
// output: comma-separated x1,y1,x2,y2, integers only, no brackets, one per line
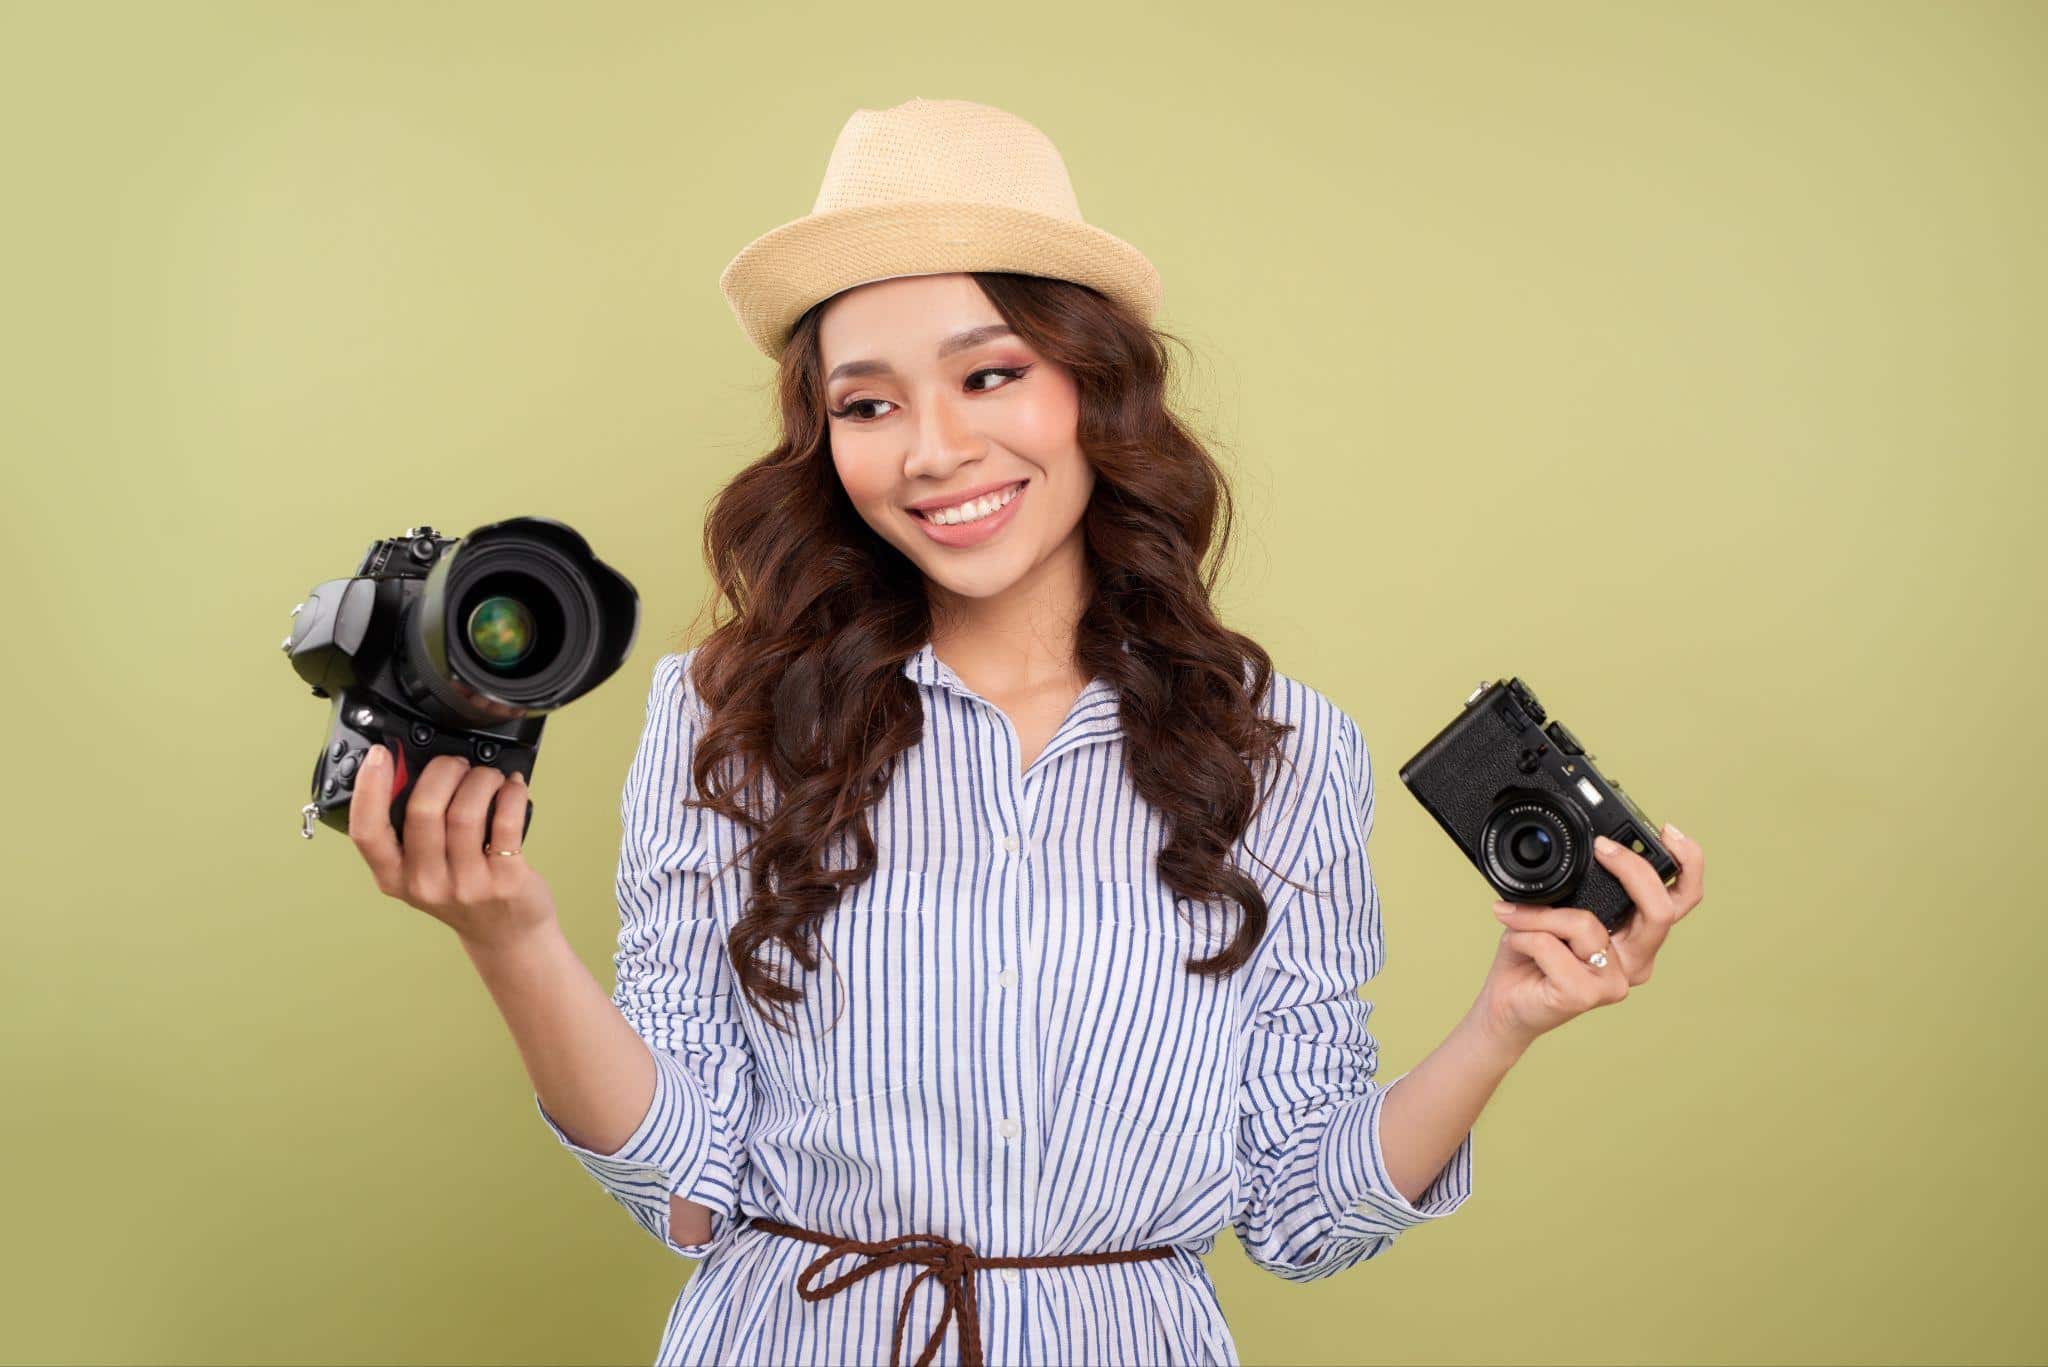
1479,794,1589,900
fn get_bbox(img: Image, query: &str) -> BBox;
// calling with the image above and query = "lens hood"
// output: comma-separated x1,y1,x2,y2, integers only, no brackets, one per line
403,515,639,720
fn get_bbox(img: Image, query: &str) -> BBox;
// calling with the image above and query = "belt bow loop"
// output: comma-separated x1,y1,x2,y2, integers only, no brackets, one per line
789,1228,989,1367
756,1214,1178,1366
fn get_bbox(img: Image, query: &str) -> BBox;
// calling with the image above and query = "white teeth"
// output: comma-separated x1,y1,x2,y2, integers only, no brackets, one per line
925,481,1022,526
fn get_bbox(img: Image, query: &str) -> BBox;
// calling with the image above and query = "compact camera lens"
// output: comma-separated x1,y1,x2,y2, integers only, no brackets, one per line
1510,825,1552,865
466,594,538,669
1480,797,1582,899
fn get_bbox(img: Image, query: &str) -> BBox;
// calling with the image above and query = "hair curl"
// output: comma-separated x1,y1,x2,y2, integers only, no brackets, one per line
679,272,1307,1033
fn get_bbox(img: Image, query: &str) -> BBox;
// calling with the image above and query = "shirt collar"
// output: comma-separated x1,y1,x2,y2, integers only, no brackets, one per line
903,637,1130,702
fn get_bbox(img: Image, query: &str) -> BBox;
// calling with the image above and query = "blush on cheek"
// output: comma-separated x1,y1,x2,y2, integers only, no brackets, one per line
832,453,899,520
1015,392,1077,445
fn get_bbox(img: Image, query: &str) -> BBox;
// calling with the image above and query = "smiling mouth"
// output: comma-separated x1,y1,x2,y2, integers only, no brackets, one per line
909,479,1028,523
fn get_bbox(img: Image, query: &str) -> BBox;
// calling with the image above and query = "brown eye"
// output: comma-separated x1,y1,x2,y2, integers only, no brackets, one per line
829,397,895,422
829,365,1030,422
968,366,1030,392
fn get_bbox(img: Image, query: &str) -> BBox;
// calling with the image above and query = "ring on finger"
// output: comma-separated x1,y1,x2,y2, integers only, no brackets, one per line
1588,943,1612,970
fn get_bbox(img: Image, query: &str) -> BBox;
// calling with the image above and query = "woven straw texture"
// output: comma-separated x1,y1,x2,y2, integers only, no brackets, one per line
719,98,1160,360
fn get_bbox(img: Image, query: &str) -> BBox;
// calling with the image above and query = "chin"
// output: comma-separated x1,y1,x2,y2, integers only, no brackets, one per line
916,549,1037,600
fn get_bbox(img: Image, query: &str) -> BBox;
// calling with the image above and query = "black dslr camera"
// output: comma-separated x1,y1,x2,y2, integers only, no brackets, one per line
1399,678,1676,932
283,516,639,846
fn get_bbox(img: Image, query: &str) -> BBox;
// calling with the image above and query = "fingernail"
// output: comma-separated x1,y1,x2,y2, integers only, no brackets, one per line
1594,834,1618,854
362,745,383,770
1492,901,1513,915
1664,822,1684,841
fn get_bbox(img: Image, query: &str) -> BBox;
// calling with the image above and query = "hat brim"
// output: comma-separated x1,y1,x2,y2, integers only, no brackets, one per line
719,201,1161,360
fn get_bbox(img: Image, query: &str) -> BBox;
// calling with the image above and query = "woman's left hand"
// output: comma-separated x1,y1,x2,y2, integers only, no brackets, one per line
1473,822,1706,1054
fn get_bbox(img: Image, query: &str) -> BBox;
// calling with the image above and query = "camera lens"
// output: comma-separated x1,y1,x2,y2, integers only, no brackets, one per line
1480,797,1582,899
466,594,538,669
455,566,566,681
403,515,639,716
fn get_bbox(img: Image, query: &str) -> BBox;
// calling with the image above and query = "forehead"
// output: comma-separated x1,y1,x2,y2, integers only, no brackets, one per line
817,274,1005,369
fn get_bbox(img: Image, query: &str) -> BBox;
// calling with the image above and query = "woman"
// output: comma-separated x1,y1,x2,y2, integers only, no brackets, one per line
347,98,1707,1367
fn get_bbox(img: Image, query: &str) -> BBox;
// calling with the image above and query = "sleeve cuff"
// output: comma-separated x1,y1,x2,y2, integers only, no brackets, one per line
1315,1072,1475,1236
534,1046,740,1258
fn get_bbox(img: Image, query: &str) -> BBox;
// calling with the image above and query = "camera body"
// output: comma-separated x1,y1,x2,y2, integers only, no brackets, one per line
283,516,638,844
1399,678,1675,932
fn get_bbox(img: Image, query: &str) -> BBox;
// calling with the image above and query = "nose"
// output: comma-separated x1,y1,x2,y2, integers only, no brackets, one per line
904,386,986,478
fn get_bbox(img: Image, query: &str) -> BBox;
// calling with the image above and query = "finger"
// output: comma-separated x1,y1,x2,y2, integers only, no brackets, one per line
402,755,473,900
489,772,530,867
1658,821,1705,917
446,764,509,902
1501,930,1612,1011
348,744,404,893
1492,901,1614,961
1592,833,1679,952
1494,900,1636,986
1589,836,1671,930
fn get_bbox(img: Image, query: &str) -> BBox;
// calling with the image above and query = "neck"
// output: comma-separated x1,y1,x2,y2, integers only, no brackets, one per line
925,535,1090,696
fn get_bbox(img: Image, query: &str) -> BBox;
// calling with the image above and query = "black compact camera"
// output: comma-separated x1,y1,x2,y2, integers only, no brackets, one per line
1399,678,1676,932
282,516,639,846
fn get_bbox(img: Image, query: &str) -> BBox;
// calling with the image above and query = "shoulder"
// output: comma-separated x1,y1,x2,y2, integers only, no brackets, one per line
1233,662,1376,881
1232,663,1379,888
646,646,711,727
1255,663,1370,786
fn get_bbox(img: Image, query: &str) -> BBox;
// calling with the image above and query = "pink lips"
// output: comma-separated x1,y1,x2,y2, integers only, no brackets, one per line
910,479,1027,548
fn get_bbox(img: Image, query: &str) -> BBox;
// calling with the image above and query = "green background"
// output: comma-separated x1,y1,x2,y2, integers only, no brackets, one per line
4,2,2041,1363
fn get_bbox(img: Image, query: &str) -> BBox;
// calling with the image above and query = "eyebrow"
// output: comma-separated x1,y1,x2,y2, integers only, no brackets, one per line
824,324,1018,385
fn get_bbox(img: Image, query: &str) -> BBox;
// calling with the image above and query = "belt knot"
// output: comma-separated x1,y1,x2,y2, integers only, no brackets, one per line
784,1225,989,1367
753,1215,1179,1366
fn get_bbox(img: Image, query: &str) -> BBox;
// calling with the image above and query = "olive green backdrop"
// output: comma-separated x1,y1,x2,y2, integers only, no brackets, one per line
3,1,2040,1364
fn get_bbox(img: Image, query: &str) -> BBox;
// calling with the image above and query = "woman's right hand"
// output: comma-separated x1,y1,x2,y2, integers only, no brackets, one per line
348,746,559,948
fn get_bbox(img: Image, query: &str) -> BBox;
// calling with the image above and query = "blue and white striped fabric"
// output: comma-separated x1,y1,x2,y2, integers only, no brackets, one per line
535,640,1475,1366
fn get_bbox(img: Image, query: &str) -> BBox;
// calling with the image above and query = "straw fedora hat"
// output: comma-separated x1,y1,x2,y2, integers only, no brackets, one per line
718,97,1161,360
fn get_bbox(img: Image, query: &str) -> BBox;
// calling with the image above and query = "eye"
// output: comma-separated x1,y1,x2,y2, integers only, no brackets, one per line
827,365,1032,423
966,364,1030,393
829,396,895,422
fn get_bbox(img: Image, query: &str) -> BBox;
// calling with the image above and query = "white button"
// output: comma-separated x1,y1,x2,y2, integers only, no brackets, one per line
1000,1268,1019,1285
997,967,1017,989
997,1116,1020,1139
1001,835,1020,854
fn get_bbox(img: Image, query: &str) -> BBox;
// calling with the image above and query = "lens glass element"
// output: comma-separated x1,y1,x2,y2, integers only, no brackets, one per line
1481,798,1579,899
1510,825,1552,865
466,595,538,669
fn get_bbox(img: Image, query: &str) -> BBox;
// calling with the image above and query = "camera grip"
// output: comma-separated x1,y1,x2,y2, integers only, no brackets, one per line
375,756,535,855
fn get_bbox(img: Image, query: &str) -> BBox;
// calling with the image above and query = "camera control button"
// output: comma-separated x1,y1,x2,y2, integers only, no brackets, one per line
329,739,347,761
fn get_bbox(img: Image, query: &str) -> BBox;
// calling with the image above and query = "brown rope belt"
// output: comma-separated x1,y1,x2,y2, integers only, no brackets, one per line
751,1215,1179,1367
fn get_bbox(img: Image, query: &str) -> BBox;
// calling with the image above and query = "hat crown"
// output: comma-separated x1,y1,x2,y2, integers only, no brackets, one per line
811,97,1084,221
720,96,1159,359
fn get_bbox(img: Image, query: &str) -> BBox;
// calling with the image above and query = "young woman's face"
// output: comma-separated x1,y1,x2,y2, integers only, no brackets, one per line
818,273,1092,606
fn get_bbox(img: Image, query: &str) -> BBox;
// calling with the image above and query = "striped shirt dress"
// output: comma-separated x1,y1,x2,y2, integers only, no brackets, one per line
535,640,1476,1365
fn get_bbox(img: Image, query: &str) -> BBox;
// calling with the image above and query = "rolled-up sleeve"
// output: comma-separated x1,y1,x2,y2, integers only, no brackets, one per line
1232,708,1474,1281
535,648,755,1261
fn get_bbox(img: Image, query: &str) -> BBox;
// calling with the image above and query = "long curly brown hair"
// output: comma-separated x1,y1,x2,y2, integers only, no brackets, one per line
680,271,1308,1032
